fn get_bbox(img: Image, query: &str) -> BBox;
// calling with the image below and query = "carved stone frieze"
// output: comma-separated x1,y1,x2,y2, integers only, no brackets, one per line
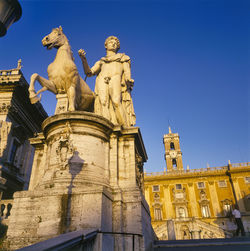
172,187,187,206
136,153,143,170
135,153,144,190
0,121,12,156
55,134,75,170
0,103,11,114
198,190,210,206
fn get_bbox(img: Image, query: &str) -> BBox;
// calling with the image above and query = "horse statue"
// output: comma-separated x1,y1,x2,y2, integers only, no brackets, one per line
28,26,95,112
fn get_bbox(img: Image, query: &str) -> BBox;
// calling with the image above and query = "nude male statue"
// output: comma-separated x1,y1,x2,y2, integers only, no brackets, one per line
78,36,135,126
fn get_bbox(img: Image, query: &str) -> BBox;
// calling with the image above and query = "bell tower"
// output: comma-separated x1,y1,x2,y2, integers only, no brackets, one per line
163,127,183,172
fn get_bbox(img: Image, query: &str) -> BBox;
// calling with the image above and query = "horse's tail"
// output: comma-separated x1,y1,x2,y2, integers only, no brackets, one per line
77,77,95,111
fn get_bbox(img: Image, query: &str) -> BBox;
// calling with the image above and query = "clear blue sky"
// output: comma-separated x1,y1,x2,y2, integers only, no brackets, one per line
0,0,249,172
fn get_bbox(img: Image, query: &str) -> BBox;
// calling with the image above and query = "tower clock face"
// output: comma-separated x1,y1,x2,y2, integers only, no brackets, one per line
170,151,177,158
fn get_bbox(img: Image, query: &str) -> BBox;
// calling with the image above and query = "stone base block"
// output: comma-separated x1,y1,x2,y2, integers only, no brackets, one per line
6,187,112,250
55,94,69,114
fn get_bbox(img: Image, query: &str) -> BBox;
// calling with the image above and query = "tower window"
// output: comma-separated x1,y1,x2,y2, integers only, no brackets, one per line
172,159,177,168
170,142,175,150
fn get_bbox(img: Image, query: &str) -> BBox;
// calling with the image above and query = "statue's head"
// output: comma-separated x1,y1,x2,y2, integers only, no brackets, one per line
42,26,66,50
105,36,120,52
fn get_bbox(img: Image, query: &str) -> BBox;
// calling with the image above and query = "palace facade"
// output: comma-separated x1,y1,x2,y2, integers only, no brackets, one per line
0,62,47,220
144,127,250,240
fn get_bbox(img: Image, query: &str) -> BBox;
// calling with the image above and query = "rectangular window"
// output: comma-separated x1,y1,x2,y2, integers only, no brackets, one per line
201,205,210,218
245,177,250,184
223,204,231,216
152,185,159,192
177,207,187,218
9,139,20,164
218,180,227,188
176,184,182,190
154,208,162,221
197,182,205,189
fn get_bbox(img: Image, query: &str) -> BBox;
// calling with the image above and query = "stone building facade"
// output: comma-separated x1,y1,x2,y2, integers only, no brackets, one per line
144,127,250,240
0,62,47,218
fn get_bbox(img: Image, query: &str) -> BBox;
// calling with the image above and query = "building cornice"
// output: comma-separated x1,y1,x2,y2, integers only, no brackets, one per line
144,162,250,181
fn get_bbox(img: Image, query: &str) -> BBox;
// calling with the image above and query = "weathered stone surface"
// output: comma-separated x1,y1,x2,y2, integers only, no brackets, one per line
6,111,155,250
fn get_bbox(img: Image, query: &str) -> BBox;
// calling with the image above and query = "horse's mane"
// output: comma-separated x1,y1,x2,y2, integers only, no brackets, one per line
54,27,74,61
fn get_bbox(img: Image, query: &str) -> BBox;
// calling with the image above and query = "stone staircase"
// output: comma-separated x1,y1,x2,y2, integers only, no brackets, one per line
194,218,233,238
153,237,250,251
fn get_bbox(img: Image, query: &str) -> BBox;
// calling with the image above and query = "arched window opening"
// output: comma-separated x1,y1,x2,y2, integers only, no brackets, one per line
170,142,175,150
172,159,177,168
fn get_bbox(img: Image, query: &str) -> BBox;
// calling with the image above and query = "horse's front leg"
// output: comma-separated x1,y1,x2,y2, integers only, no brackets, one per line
29,74,57,104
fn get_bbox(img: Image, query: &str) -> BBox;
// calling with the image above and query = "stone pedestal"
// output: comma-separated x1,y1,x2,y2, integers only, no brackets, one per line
6,112,154,250
55,94,69,114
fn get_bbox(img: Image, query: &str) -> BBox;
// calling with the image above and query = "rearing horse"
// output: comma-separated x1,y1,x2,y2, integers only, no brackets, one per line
29,26,94,112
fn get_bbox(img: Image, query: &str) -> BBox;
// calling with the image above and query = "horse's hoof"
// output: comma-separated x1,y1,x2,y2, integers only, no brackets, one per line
68,106,75,112
30,95,41,104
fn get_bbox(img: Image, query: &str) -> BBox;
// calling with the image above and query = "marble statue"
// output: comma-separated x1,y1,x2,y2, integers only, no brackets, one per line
28,26,95,112
78,36,136,126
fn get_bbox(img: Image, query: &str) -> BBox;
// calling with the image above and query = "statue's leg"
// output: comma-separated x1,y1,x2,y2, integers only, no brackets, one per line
96,78,110,119
36,75,57,94
109,77,127,126
29,74,57,104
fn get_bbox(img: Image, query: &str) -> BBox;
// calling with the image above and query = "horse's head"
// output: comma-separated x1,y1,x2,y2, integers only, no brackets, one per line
42,26,67,50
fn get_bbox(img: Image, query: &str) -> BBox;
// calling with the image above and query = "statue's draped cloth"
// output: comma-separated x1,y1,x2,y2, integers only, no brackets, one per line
91,53,136,126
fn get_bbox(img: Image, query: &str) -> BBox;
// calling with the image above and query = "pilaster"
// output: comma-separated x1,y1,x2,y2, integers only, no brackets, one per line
187,183,198,217
232,178,246,212
207,181,220,216
163,184,174,219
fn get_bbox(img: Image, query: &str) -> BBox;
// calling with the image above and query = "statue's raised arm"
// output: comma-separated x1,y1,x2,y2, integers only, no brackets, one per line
78,36,136,127
78,49,92,77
